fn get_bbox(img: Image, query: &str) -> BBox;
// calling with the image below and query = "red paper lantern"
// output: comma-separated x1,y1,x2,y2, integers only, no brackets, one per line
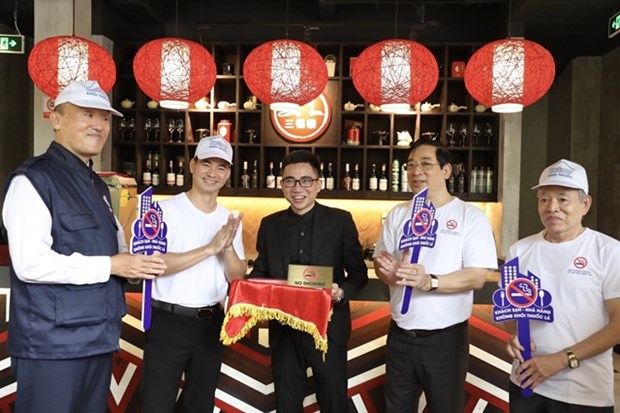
243,40,328,112
28,35,116,98
351,39,439,113
464,39,555,113
133,38,216,110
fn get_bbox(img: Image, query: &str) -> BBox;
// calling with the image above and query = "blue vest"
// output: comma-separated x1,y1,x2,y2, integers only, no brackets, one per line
5,142,126,359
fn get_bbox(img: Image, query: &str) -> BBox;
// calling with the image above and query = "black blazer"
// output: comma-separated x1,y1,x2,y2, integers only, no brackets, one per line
249,203,368,346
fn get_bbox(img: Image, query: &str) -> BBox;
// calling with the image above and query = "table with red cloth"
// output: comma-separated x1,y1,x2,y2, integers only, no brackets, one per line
220,278,333,355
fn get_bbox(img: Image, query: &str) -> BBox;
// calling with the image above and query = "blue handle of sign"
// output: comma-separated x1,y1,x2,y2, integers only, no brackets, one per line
142,279,152,330
517,318,533,397
400,246,420,314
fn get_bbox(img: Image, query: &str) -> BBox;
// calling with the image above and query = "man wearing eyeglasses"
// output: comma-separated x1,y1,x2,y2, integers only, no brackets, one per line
249,150,368,413
373,137,498,412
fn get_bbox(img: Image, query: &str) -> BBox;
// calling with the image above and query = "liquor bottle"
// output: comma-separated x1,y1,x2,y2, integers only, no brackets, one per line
341,163,352,191
166,160,176,186
241,161,250,189
401,164,410,192
352,163,361,191
142,155,152,186
276,162,283,189
457,165,466,193
266,161,276,189
391,159,400,192
151,154,160,186
319,162,326,189
485,167,493,194
325,162,335,190
470,166,478,194
447,170,455,193
477,167,485,193
378,163,388,191
175,159,185,187
251,160,259,188
369,163,378,191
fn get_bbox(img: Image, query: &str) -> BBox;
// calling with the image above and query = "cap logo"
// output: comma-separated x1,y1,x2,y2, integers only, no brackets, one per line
547,162,575,180
209,139,228,153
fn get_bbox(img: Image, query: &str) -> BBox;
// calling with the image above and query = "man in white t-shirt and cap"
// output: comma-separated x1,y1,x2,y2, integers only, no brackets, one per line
506,159,620,412
140,135,247,413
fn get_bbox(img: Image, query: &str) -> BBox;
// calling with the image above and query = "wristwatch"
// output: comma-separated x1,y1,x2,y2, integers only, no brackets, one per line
564,348,580,369
429,274,439,292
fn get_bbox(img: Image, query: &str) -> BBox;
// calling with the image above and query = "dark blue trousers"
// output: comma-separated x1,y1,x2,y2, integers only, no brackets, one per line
12,353,113,413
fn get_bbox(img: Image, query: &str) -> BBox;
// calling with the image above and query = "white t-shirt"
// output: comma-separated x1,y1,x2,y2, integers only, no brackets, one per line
375,197,498,330
508,228,620,407
152,193,245,307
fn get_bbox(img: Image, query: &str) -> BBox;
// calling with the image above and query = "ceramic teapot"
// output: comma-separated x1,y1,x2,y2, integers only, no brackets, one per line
474,103,487,113
448,103,467,112
368,104,381,112
343,101,364,111
420,102,440,112
120,98,135,109
147,100,159,109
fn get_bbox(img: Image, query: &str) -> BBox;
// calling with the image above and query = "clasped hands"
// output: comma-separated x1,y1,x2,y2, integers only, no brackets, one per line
375,250,433,292
206,211,244,256
507,334,566,389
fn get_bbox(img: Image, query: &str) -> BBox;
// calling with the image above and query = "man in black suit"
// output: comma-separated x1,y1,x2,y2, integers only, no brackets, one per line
249,150,368,413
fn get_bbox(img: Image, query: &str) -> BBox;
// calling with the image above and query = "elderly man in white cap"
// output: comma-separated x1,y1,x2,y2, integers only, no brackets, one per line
2,80,167,413
140,135,246,413
506,159,620,413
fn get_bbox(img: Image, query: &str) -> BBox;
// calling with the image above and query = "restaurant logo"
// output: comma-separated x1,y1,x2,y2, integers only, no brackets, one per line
270,92,332,143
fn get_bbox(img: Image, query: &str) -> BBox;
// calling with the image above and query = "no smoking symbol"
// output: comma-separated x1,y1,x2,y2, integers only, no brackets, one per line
141,209,161,240
506,278,538,308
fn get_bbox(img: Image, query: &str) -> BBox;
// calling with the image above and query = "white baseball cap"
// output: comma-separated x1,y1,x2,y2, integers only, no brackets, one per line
195,135,233,164
54,80,123,117
531,159,589,194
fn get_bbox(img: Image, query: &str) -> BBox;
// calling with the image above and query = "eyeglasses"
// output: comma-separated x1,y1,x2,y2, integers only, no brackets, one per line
405,161,438,171
281,177,319,188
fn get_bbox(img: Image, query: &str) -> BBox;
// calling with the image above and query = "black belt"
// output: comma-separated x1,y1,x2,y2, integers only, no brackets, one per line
393,320,467,338
152,299,222,319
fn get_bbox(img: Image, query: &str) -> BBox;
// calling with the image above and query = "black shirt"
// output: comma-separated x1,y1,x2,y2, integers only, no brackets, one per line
288,206,315,265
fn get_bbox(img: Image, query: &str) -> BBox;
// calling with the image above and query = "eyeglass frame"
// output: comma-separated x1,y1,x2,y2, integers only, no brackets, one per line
404,161,439,171
281,176,320,188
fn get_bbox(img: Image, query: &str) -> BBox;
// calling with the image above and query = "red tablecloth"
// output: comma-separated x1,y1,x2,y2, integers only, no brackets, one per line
220,278,332,354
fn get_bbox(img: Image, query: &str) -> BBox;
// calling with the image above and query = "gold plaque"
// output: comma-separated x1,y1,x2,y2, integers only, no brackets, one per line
287,264,333,289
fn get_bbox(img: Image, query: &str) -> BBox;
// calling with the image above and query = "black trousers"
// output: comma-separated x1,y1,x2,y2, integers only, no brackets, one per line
140,306,225,413
12,353,112,413
384,320,469,413
271,327,349,413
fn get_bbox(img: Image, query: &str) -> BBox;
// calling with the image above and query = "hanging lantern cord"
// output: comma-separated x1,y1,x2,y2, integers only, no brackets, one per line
507,0,512,38
394,0,398,38
285,0,289,39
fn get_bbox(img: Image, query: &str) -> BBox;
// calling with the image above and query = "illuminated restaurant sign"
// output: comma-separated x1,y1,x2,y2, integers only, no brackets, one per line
270,92,332,143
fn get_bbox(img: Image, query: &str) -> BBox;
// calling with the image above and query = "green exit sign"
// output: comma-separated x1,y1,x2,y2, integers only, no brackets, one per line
609,10,620,38
0,34,24,54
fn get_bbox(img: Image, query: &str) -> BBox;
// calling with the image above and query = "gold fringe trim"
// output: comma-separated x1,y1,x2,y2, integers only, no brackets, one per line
220,303,328,355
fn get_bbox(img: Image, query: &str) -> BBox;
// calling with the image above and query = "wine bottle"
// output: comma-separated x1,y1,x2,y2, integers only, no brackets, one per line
369,163,378,191
241,161,250,189
352,163,360,191
251,160,259,188
266,161,276,189
341,163,352,191
325,162,335,190
276,161,283,189
457,165,466,193
319,162,326,189
151,154,160,186
175,159,185,187
142,155,152,186
378,163,388,191
166,160,175,186
447,170,455,193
